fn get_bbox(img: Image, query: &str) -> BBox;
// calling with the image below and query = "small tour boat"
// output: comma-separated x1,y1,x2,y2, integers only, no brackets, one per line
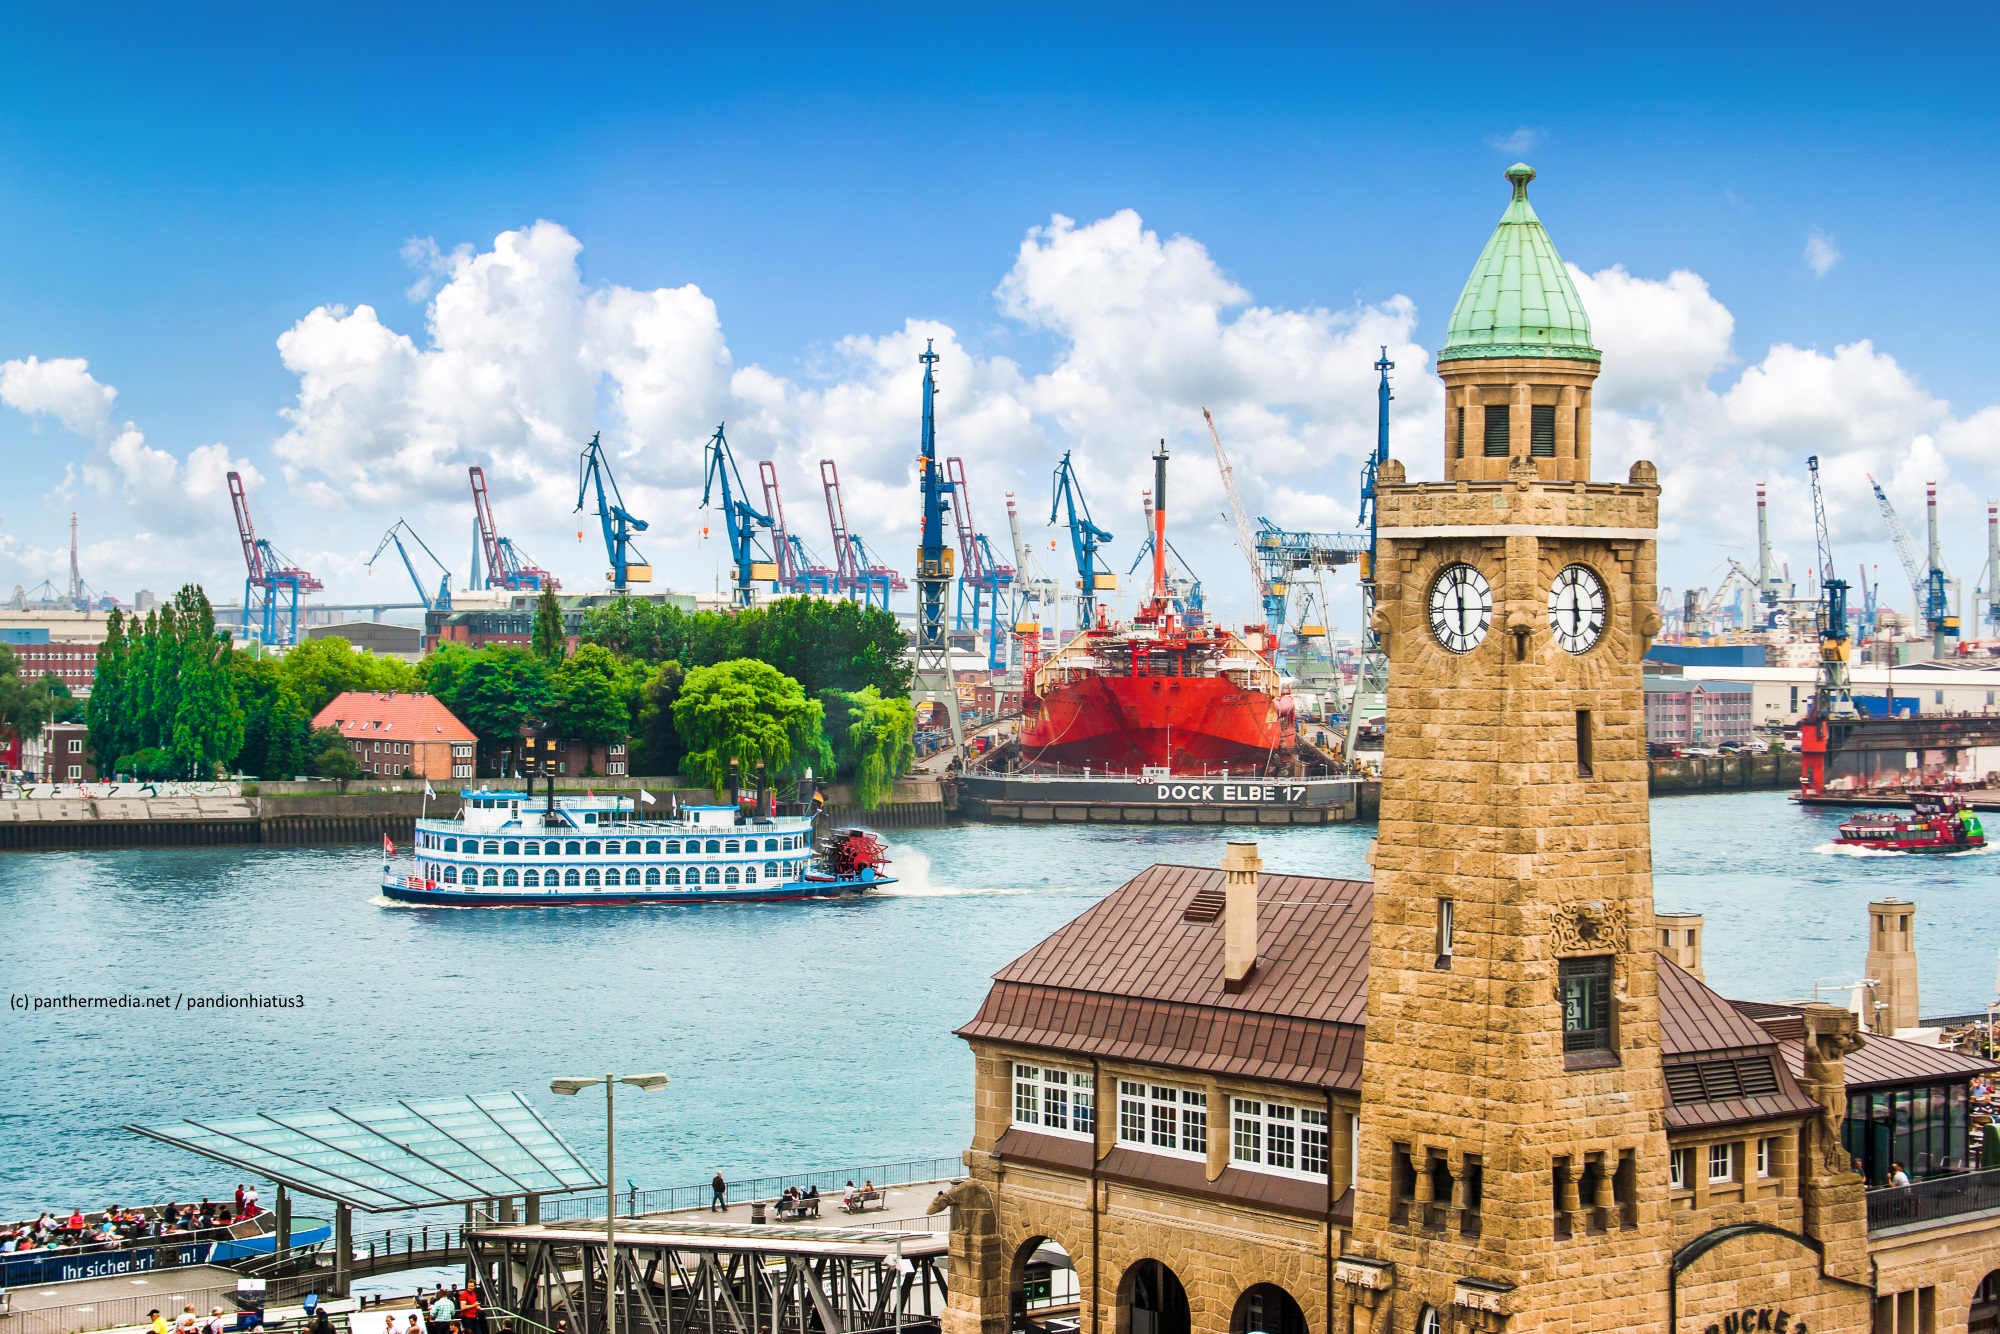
380,788,892,906
1833,789,1987,854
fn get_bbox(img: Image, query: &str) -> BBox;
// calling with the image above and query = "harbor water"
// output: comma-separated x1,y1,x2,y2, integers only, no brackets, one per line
0,791,1993,1217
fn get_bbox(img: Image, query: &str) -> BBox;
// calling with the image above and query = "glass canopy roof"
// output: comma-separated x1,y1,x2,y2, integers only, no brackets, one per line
126,1092,602,1211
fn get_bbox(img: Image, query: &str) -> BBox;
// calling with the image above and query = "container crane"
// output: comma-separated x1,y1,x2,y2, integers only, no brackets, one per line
575,433,652,594
227,470,323,646
1868,473,1956,656
366,519,452,613
1807,455,1856,720
759,461,835,596
945,456,1017,670
911,340,962,748
818,460,906,609
698,424,774,607
468,466,557,592
1050,450,1113,628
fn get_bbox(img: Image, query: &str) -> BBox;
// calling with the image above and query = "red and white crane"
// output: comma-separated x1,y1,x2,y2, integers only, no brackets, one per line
468,466,557,592
227,471,323,646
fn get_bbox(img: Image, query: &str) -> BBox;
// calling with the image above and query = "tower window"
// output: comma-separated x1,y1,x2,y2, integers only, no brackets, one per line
1531,404,1557,456
1483,404,1511,456
1576,710,1594,778
1436,898,1454,967
1559,955,1614,1052
1455,407,1466,458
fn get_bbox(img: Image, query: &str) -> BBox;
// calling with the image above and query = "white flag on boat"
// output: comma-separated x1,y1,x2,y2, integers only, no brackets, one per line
424,781,436,799
639,789,656,805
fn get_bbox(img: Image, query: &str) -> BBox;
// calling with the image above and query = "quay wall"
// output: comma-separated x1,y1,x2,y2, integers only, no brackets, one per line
0,778,951,851
1648,750,1802,793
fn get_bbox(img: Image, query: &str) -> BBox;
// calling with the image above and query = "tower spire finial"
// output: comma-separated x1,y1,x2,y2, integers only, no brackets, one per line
1506,162,1536,200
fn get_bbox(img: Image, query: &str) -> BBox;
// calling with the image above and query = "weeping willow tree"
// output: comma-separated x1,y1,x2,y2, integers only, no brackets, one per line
672,659,832,794
820,687,915,809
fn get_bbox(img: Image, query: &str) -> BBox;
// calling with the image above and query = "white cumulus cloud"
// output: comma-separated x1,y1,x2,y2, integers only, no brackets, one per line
1804,227,1841,278
0,356,117,436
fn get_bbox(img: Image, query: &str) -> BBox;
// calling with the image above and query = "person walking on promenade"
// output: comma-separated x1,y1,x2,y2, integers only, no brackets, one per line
149,1310,167,1334
710,1172,726,1212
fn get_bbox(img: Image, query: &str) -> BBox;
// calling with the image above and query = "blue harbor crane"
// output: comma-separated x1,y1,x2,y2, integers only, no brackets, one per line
911,341,962,747
227,470,323,646
699,424,775,608
1808,455,1856,719
366,519,453,612
1050,451,1113,628
1345,348,1395,757
946,456,1017,670
576,433,651,593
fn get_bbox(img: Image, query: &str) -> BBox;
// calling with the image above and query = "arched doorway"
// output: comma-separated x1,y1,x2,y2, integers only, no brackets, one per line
1120,1258,1190,1334
1231,1284,1307,1334
1009,1236,1078,1333
1970,1271,2000,1334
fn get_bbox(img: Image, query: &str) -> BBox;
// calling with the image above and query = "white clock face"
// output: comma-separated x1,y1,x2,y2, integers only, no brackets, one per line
1428,563,1492,654
1548,563,1608,654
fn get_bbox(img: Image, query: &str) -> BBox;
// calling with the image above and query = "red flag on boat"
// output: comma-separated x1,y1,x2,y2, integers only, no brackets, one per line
383,834,396,856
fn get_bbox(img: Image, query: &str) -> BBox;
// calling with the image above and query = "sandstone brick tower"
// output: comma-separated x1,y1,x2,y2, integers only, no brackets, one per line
1865,897,1919,1035
1351,162,1669,1333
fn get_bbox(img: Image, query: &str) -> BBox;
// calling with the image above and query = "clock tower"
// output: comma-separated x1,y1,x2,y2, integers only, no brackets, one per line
1349,164,1668,1333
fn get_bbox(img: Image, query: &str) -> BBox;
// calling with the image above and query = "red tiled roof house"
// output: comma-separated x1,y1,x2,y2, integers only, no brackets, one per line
312,692,476,781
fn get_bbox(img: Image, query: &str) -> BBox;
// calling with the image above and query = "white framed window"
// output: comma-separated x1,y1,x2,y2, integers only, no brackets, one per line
66,738,81,753
1012,1064,1095,1139
1231,1098,1329,1178
66,764,81,779
1756,1138,1773,1178
1416,1307,1441,1334
1117,1080,1206,1158
1708,1142,1734,1183
1670,1147,1693,1190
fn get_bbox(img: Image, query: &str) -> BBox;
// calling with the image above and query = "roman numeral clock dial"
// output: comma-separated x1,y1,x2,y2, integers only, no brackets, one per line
1427,563,1492,654
1548,563,1608,654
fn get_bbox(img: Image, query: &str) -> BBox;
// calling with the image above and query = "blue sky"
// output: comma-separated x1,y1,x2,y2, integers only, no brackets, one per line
3,4,1998,631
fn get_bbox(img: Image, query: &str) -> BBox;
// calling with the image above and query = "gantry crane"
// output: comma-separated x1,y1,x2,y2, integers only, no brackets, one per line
945,456,1017,670
577,433,651,593
227,471,323,646
1344,349,1396,759
1050,451,1113,629
759,461,835,596
367,519,453,612
1203,407,1271,625
699,425,774,607
1005,491,1059,630
469,466,557,592
818,460,906,609
911,341,962,748
1808,455,1856,719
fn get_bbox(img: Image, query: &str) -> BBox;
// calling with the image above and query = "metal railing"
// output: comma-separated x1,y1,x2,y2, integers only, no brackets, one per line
532,1156,963,1223
1867,1167,2000,1230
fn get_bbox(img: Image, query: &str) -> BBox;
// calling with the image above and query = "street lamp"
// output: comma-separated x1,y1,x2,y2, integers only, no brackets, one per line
551,1073,670,1334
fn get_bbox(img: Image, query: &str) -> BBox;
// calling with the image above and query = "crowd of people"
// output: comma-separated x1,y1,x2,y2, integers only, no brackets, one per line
1,1187,261,1254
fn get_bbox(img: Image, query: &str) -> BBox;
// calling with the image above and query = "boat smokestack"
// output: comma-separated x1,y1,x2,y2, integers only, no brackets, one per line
1152,440,1170,604
1656,911,1704,981
1865,897,1919,1035
1222,840,1260,992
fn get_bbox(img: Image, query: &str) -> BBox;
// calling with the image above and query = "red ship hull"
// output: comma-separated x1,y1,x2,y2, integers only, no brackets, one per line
1019,674,1281,772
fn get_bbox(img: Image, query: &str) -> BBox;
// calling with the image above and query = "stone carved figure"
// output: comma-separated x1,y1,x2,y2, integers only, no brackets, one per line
929,1178,997,1232
1800,1003,1866,1172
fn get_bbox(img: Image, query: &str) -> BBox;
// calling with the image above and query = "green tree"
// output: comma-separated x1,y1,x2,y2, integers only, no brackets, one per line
751,598,910,697
579,596,691,663
0,647,80,750
85,611,133,768
304,725,362,782
167,586,244,778
278,635,418,717
672,659,830,793
629,660,687,777
820,686,915,808
549,644,636,747
231,655,314,778
532,587,567,663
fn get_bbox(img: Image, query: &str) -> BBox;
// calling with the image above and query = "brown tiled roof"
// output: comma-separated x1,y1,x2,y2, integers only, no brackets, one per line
1095,1147,1336,1221
1779,1034,1997,1091
956,866,1369,1091
1658,957,1777,1057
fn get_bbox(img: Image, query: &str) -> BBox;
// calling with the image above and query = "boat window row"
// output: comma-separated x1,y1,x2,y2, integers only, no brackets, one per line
420,834,805,855
422,861,806,888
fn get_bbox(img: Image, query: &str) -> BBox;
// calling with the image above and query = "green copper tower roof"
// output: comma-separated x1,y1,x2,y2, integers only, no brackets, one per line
1438,164,1600,365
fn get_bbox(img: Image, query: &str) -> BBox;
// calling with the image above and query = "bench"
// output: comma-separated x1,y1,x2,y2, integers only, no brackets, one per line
841,1188,886,1214
775,1197,820,1221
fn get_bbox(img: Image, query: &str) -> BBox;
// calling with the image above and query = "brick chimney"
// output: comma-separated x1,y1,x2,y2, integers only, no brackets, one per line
1222,841,1262,993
